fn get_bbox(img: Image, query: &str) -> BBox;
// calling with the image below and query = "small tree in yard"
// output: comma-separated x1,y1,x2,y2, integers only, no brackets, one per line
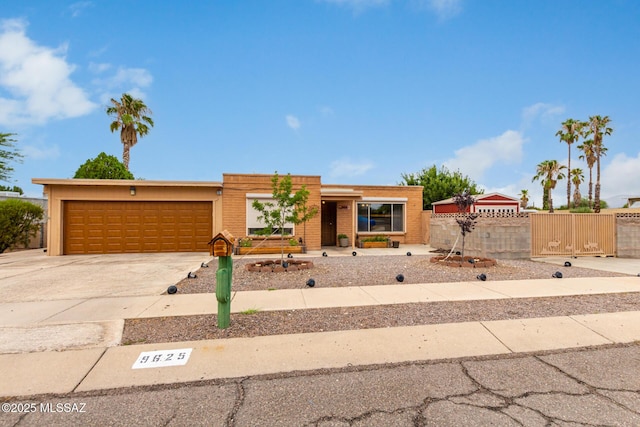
0,199,44,253
453,190,478,265
252,172,317,262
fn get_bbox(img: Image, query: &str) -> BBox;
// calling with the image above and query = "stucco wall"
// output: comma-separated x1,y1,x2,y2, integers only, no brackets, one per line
33,179,222,256
430,213,531,259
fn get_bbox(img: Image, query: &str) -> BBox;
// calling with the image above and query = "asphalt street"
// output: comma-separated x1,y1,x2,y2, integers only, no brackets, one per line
2,343,639,427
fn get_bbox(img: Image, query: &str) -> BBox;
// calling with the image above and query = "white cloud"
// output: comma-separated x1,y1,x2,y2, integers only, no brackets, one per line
0,19,97,126
521,102,565,128
92,66,154,103
69,1,93,18
601,152,640,200
424,0,463,20
319,106,334,116
329,157,374,178
88,62,111,73
286,115,301,130
444,130,525,182
22,144,60,160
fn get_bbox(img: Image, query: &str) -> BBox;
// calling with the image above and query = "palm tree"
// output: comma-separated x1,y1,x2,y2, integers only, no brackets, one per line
577,139,596,209
556,119,585,209
532,160,567,213
570,168,584,209
586,115,613,213
106,93,154,170
518,189,529,209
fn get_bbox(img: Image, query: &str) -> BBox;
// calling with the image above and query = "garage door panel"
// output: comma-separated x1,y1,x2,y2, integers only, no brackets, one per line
64,201,212,254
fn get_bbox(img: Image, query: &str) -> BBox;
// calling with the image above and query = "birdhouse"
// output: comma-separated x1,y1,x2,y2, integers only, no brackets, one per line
208,230,235,257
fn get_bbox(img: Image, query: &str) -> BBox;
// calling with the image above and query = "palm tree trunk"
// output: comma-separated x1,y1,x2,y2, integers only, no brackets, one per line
567,146,571,209
588,167,593,209
122,143,131,170
594,159,601,213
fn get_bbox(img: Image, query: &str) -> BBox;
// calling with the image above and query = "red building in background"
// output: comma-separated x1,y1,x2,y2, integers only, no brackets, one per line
432,193,520,214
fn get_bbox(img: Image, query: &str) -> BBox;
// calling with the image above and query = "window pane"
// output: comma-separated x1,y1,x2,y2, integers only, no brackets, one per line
392,204,404,231
370,203,391,232
357,203,370,232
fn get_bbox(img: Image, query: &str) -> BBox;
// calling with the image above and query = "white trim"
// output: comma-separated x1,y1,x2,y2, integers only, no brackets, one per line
361,197,408,202
246,193,274,198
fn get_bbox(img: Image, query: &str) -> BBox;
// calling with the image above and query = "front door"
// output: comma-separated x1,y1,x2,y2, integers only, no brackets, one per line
321,201,337,246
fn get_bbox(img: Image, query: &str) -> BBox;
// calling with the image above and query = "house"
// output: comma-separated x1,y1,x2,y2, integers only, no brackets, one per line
432,192,520,214
32,174,423,255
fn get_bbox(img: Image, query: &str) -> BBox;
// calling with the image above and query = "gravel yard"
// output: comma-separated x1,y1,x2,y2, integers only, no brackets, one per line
122,255,636,345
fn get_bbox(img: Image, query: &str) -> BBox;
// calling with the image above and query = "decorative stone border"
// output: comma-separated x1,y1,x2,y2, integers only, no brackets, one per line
245,259,314,273
430,255,497,268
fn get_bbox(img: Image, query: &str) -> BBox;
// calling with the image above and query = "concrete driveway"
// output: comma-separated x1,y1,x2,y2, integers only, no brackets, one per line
0,250,212,303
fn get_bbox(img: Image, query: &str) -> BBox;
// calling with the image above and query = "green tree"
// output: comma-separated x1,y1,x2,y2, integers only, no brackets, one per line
252,172,314,262
518,189,529,209
556,119,586,209
74,152,135,179
0,199,44,253
570,168,584,209
577,139,597,209
532,160,566,213
106,93,154,170
400,165,483,210
0,185,23,195
586,115,613,213
1,133,23,183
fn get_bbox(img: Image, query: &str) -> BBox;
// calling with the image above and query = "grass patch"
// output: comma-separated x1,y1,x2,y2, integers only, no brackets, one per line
240,308,261,315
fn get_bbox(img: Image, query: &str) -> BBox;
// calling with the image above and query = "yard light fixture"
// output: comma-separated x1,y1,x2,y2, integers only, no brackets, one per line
187,272,197,279
287,253,293,259
396,274,404,282
201,262,209,268
406,252,411,256
477,273,487,281
167,285,177,294
322,252,328,257
552,271,563,278
564,261,572,267
306,278,316,287
129,186,136,196
352,251,357,256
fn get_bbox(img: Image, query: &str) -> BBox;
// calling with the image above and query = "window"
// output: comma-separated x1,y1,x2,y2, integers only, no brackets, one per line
357,202,405,232
246,197,294,236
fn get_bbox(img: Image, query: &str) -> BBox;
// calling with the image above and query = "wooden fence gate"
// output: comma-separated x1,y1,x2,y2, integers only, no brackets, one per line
531,213,616,257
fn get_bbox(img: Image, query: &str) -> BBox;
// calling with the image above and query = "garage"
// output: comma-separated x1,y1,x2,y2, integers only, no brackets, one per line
63,201,212,254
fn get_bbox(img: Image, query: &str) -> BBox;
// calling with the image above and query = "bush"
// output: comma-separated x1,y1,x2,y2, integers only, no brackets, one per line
74,152,134,179
0,199,44,253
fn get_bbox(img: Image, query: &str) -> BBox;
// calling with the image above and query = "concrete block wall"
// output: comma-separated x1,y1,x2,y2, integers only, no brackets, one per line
430,214,531,259
616,214,640,258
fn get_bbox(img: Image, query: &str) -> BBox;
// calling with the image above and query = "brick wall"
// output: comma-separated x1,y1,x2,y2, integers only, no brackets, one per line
222,174,322,250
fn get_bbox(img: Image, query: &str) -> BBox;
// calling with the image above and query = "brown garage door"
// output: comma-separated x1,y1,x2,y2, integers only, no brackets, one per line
63,201,212,254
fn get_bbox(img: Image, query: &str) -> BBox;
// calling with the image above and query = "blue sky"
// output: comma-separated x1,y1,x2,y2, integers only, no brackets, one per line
1,0,639,207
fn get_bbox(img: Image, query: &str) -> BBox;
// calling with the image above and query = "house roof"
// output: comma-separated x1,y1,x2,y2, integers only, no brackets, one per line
432,192,519,205
32,178,223,188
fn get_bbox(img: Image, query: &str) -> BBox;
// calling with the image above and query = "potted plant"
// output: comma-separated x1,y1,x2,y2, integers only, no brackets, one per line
359,235,390,248
337,233,349,247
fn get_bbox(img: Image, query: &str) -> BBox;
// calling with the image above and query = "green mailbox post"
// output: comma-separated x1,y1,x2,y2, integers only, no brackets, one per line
208,231,235,329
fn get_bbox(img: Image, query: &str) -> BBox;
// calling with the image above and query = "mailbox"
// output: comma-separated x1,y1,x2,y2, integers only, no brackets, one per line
208,230,235,257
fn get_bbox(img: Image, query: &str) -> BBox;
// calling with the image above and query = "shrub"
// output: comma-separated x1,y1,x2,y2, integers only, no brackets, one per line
74,152,134,179
0,199,44,253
